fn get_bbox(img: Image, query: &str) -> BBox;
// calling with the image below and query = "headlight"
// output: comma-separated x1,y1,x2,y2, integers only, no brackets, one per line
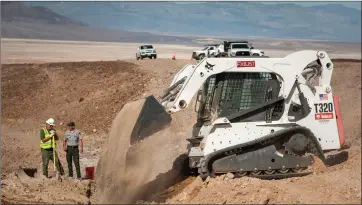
231,52,236,56
153,50,156,53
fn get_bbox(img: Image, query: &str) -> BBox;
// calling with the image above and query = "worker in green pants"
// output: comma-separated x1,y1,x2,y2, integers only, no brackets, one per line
64,121,83,179
40,118,65,178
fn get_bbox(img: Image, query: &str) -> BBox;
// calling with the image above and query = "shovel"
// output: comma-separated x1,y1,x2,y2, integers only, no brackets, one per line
48,135,61,180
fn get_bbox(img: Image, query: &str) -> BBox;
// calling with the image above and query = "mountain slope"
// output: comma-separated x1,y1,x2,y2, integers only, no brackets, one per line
26,2,361,41
1,2,86,26
0,2,195,44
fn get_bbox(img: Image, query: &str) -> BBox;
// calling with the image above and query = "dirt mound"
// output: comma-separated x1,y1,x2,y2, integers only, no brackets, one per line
141,147,360,204
1,61,151,135
1,167,91,204
331,59,361,146
1,59,190,204
1,60,151,174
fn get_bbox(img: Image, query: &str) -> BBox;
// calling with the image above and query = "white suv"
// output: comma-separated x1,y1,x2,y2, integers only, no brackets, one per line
136,45,157,60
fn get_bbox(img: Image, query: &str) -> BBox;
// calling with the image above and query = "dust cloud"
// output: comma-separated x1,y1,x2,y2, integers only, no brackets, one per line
94,97,195,203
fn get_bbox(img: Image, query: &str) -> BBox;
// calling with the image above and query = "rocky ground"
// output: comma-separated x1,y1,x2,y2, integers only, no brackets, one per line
1,58,361,204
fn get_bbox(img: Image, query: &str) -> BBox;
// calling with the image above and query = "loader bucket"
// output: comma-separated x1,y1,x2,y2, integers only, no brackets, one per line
129,95,172,145
96,95,173,203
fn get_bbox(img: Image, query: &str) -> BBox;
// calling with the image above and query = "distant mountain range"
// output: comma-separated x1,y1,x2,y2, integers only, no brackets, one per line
26,1,361,42
1,1,86,26
1,2,361,42
1,2,195,44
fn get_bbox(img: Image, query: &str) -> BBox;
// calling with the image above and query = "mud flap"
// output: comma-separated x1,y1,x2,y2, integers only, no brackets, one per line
130,95,172,145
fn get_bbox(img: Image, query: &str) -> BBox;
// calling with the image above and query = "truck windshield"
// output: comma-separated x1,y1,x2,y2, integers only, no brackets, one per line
231,44,249,49
202,47,209,51
141,45,153,49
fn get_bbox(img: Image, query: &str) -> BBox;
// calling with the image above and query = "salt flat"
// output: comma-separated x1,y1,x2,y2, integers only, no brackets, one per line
1,38,360,64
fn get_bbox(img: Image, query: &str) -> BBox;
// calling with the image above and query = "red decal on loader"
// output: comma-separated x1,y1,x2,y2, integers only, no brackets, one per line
333,96,345,147
237,61,255,67
315,113,334,120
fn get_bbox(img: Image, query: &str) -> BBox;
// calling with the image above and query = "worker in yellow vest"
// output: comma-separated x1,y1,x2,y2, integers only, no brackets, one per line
40,118,64,178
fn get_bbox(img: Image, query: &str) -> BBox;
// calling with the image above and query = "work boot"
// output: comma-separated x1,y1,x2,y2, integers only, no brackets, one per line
74,178,81,183
65,176,73,180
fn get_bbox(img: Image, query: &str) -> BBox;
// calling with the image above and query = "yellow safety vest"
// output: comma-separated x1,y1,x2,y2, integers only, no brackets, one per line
40,128,56,149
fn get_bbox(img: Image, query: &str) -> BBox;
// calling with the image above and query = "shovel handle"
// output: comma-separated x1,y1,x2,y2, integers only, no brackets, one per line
52,136,56,170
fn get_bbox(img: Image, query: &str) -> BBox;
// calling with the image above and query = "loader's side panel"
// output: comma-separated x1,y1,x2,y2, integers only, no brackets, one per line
333,95,345,147
296,86,341,150
202,124,287,155
130,95,172,145
311,91,341,150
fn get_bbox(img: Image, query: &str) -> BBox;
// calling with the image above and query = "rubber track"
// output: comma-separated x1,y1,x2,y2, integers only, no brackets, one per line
200,126,325,178
248,171,312,180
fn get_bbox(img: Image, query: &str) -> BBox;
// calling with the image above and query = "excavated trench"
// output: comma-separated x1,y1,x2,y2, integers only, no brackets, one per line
22,168,38,178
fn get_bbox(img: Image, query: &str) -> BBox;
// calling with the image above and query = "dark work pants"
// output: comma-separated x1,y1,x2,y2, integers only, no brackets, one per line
66,146,81,178
41,148,65,177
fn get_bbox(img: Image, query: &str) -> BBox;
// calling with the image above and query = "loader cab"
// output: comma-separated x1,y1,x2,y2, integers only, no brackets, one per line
195,71,284,124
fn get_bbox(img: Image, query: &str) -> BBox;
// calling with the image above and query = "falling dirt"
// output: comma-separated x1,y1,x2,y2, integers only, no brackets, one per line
95,98,150,204
94,98,197,203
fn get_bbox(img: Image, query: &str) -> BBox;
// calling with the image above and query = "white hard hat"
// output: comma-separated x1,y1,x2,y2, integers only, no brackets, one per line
45,118,55,126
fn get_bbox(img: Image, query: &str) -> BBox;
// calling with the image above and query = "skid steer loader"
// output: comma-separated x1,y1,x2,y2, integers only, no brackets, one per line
100,51,345,183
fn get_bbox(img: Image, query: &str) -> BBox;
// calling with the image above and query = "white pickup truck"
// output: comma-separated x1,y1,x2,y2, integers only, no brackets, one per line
224,41,265,57
209,41,265,58
191,44,219,60
193,41,265,59
136,45,157,60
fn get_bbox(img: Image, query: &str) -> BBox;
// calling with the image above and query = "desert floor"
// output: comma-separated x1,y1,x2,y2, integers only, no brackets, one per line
1,38,361,64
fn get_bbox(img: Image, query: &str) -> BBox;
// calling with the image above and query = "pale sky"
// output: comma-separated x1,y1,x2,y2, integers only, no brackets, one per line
262,1,361,10
174,1,361,10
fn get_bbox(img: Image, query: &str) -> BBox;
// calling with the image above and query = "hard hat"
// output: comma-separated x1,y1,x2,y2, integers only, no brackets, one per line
45,118,55,126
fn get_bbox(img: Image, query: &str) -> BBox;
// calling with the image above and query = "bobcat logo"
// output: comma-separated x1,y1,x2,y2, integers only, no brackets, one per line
205,61,215,71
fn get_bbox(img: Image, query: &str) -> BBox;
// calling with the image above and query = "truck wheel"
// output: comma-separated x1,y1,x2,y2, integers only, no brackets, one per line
199,54,205,60
140,56,143,60
253,53,260,56
154,55,157,59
